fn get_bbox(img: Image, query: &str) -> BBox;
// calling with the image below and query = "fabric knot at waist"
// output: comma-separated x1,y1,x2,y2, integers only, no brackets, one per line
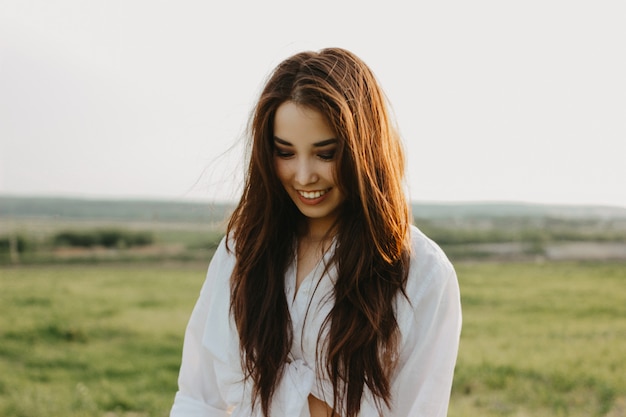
231,359,316,417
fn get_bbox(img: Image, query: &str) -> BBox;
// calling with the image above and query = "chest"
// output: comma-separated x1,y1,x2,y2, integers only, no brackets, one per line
284,258,335,366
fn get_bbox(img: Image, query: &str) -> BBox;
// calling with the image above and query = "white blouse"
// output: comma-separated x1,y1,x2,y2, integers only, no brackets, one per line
170,225,462,417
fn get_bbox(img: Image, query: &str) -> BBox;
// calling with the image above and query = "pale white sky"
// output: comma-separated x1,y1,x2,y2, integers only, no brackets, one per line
1,0,624,207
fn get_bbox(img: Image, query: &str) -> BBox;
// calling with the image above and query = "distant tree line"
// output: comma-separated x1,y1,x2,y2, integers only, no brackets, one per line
52,229,153,248
0,229,154,259
415,217,626,245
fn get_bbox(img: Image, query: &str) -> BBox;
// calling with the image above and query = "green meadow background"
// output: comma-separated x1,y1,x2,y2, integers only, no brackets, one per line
1,196,626,417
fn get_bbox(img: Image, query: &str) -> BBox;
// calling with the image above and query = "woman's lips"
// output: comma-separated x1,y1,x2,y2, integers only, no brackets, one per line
296,188,330,205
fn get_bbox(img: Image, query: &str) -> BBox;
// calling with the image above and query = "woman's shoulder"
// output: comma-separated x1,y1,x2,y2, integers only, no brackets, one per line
405,224,457,300
393,225,460,345
408,224,454,267
198,234,237,295
209,234,236,266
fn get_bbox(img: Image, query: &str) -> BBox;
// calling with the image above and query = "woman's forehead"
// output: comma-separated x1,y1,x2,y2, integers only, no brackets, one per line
273,102,337,146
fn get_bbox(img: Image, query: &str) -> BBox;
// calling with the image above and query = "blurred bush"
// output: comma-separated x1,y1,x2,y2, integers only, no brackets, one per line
0,235,31,253
52,229,154,249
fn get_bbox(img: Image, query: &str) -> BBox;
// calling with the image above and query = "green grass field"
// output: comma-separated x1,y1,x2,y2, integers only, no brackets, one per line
1,261,625,417
453,261,626,416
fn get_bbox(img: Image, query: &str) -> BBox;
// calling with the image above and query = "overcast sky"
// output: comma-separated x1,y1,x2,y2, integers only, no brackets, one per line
1,0,624,207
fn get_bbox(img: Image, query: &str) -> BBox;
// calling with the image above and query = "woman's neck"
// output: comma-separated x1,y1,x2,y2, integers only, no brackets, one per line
303,216,337,242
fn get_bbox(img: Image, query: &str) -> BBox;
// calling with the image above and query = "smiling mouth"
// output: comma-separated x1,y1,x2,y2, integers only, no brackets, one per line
298,189,330,199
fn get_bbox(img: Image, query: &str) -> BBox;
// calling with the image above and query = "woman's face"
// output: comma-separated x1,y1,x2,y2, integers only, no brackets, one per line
273,101,345,233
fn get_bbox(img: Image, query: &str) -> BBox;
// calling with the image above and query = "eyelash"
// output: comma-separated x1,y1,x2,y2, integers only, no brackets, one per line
274,149,336,161
274,149,293,158
317,151,335,161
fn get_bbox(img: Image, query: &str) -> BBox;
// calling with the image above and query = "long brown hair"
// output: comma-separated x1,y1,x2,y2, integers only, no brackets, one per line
227,47,411,417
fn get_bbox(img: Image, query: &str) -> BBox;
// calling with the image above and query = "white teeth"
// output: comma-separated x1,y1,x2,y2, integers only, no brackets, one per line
299,189,328,199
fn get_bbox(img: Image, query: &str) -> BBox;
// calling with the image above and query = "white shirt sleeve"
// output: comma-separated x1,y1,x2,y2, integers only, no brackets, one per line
390,228,462,417
170,238,234,417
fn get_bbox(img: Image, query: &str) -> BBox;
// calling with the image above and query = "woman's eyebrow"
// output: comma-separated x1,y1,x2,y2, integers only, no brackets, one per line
313,138,338,147
273,136,292,146
273,136,337,147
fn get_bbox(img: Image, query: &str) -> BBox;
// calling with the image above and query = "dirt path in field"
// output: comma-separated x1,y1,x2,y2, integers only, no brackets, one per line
455,241,626,262
544,242,626,261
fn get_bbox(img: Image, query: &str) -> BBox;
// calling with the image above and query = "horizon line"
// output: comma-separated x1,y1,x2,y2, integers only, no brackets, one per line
1,192,626,210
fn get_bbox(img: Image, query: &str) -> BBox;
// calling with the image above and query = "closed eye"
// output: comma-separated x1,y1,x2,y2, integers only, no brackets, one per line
274,148,294,158
317,150,336,161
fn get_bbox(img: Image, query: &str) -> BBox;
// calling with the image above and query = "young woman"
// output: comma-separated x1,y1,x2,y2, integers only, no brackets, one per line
170,48,461,417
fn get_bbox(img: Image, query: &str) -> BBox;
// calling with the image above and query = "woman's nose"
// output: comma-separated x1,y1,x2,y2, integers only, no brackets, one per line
294,158,319,185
